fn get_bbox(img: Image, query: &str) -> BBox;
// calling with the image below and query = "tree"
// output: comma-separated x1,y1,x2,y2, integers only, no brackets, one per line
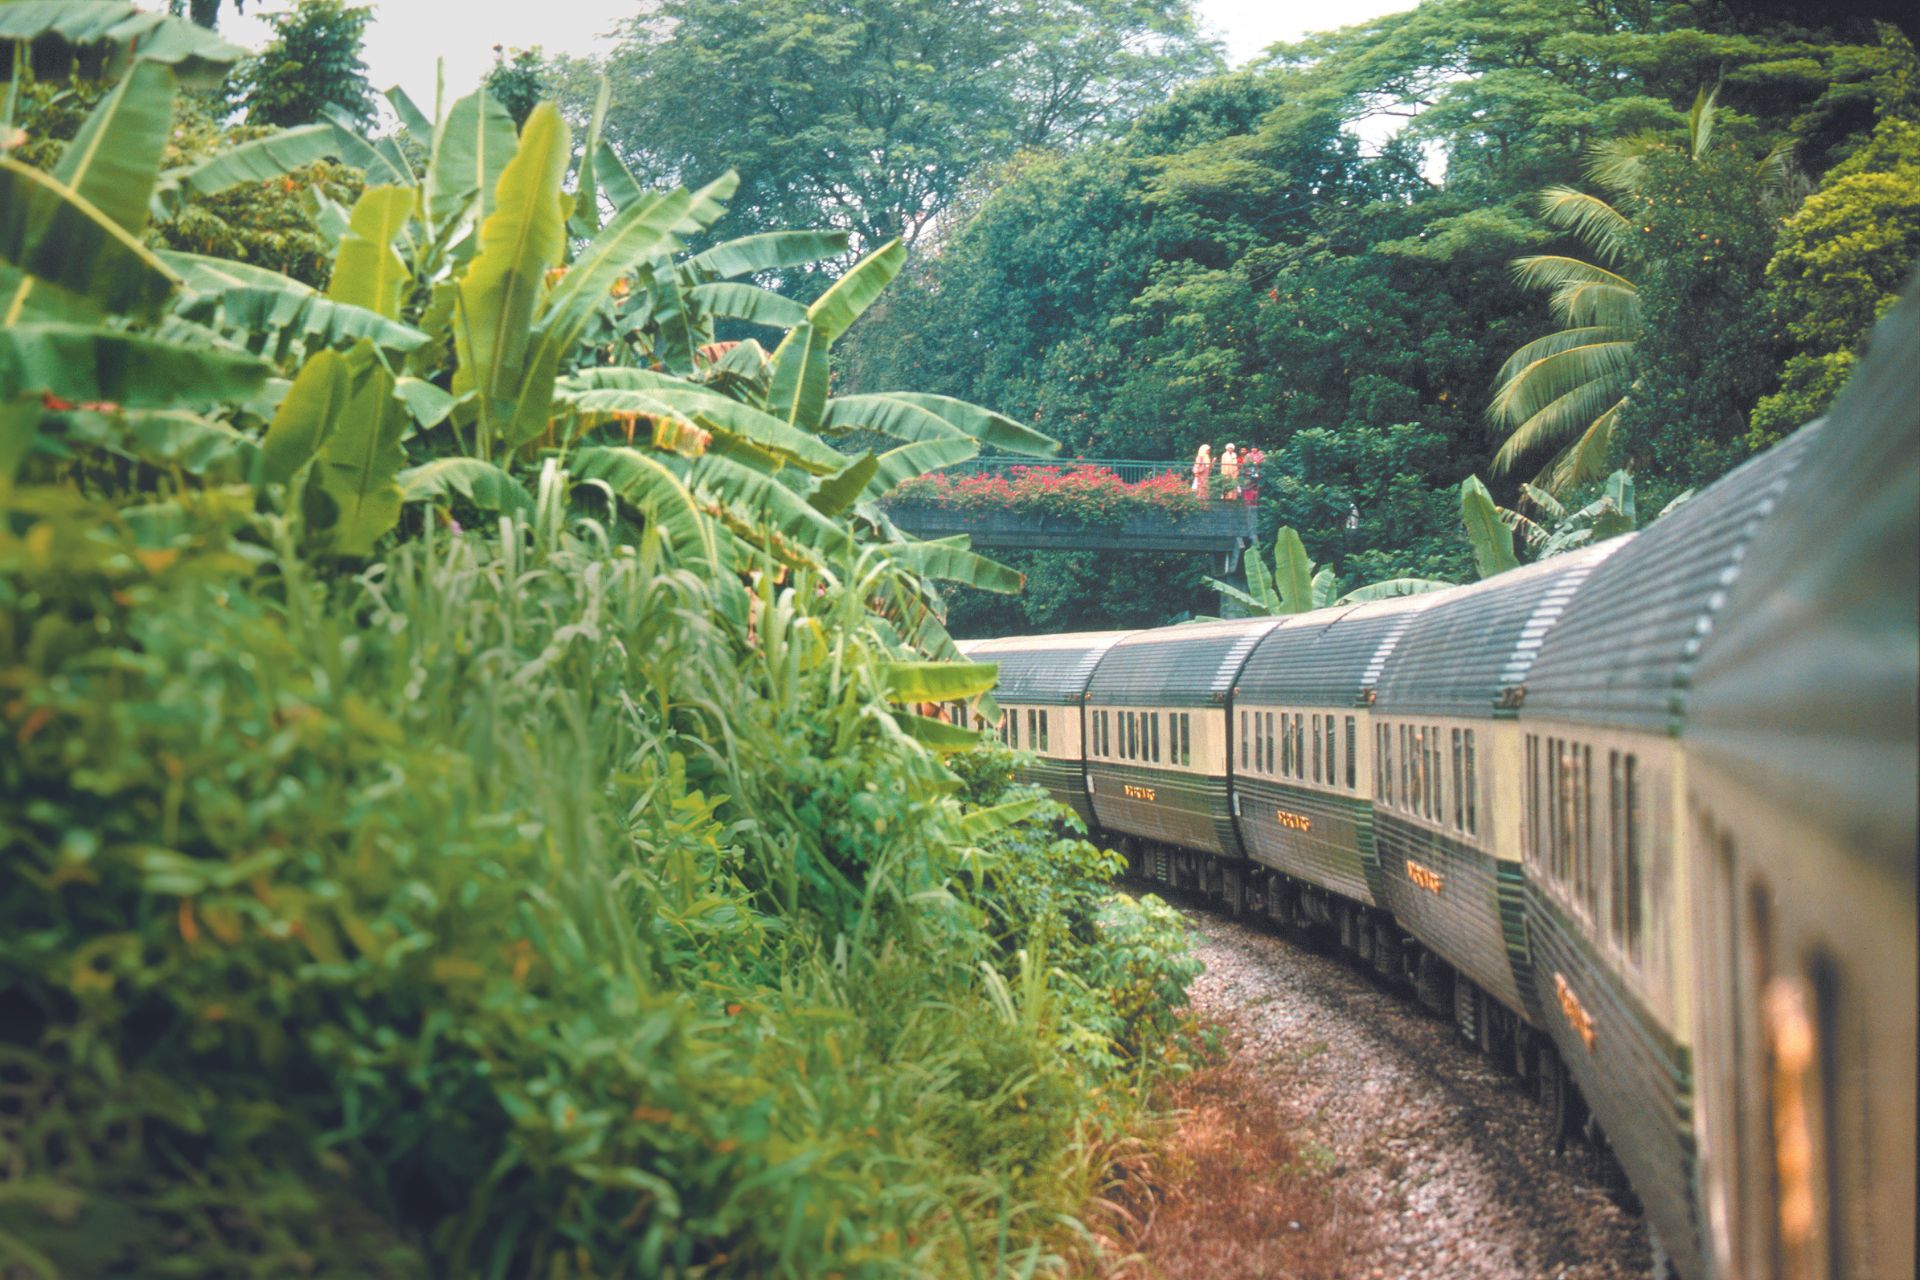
485,46,546,129
233,0,376,129
590,0,1219,256
1750,115,1920,444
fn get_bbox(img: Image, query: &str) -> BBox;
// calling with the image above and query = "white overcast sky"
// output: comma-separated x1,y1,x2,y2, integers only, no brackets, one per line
215,0,1418,114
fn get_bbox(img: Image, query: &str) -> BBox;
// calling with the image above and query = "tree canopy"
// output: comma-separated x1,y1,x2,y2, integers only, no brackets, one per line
842,0,1920,634
579,0,1220,257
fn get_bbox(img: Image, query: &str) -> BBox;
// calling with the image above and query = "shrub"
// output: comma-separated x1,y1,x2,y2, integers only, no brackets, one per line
888,464,1203,524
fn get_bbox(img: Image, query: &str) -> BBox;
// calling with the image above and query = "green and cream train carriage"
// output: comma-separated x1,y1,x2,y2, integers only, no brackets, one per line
954,631,1132,827
1227,595,1439,953
955,298,1916,1280
1514,426,1825,1280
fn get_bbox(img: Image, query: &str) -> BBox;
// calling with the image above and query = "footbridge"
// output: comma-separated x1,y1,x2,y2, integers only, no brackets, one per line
883,459,1257,570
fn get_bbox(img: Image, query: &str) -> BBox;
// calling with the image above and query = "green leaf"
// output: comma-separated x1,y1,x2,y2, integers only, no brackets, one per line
899,712,985,753
804,238,904,343
452,103,570,444
888,538,1023,594
1310,564,1337,609
568,77,611,239
54,60,174,235
313,349,408,555
593,139,645,214
1271,527,1315,613
1244,540,1279,613
568,444,722,572
883,661,999,703
398,457,532,514
63,407,259,479
155,123,337,216
384,86,433,142
1333,578,1455,605
542,188,691,343
0,157,178,322
808,452,878,516
870,436,978,496
394,377,455,429
322,113,409,187
0,2,244,88
686,230,850,280
688,281,806,329
191,285,427,357
328,185,415,320
1461,476,1520,578
1204,576,1275,615
1592,469,1636,541
427,88,517,231
822,392,1056,456
688,453,849,556
0,322,267,407
768,321,828,430
957,797,1049,841
258,348,350,484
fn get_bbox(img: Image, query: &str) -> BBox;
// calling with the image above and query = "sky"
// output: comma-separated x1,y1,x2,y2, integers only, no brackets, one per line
214,0,1419,114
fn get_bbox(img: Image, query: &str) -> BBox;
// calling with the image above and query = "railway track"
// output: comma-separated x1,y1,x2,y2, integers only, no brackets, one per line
1137,890,1654,1279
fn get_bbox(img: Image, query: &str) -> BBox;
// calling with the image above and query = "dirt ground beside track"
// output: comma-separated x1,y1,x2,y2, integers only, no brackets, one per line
1093,909,1654,1280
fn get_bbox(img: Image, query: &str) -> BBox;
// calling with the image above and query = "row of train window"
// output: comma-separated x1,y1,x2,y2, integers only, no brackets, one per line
1239,710,1358,791
1523,735,1646,967
1091,709,1193,767
1375,722,1479,837
1001,707,1052,753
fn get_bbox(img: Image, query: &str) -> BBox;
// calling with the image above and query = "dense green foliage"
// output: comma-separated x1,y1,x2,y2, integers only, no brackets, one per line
843,0,1920,634
574,0,1219,260
0,24,1201,1276
230,0,377,128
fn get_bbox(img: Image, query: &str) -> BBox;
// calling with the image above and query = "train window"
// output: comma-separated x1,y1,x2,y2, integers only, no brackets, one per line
1311,714,1322,783
1345,716,1357,790
1433,727,1445,823
1026,709,1036,752
1183,713,1192,767
1239,711,1248,769
1040,710,1050,753
1130,712,1139,760
1150,713,1161,764
1291,715,1302,782
1525,735,1540,866
1607,751,1644,964
1409,726,1422,814
1275,712,1285,775
1547,736,1563,881
1464,730,1477,835
1265,712,1275,777
1326,716,1336,787
1451,730,1464,829
1579,745,1597,920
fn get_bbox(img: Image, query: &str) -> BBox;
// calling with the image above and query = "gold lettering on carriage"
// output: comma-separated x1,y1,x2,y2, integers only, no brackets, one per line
1274,807,1312,832
1553,971,1597,1052
1123,784,1157,801
1405,860,1444,894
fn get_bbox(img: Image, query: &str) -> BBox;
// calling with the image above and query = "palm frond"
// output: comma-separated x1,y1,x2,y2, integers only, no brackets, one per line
1491,369,1632,476
1541,399,1624,493
1687,84,1719,160
1554,279,1641,329
1489,333,1635,416
1535,188,1637,265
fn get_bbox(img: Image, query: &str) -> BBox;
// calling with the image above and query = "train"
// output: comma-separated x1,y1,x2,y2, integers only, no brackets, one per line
952,294,1918,1280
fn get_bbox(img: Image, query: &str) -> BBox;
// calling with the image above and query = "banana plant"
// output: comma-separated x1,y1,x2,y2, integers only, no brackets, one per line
1208,525,1452,615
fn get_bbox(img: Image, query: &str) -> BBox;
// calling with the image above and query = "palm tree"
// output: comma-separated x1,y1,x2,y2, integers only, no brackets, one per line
1489,89,1777,494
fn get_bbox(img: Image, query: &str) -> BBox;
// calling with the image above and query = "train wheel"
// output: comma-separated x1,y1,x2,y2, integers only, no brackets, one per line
1415,950,1452,1015
1453,976,1480,1047
1537,1049,1583,1153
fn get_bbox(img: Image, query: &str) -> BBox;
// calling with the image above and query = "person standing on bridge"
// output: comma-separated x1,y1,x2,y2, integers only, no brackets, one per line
1241,445,1264,506
1192,444,1212,497
1220,444,1241,499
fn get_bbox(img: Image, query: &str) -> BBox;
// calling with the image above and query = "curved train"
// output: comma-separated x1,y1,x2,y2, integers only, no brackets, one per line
954,296,1918,1280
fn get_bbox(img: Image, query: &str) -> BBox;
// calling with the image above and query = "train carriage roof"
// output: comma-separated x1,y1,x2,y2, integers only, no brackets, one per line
1374,541,1629,718
956,631,1135,704
1687,291,1919,876
1235,592,1452,708
1086,617,1285,707
1520,421,1824,734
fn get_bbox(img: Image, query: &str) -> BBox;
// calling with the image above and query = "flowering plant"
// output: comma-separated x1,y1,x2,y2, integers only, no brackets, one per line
887,464,1204,524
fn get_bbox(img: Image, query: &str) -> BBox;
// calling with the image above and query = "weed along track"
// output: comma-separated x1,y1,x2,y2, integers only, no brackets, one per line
1109,901,1652,1280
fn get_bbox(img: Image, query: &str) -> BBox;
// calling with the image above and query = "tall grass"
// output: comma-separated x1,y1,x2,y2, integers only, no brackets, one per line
1,494,1198,1277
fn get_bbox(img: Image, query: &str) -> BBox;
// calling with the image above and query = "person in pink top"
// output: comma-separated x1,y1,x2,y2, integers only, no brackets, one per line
1241,446,1264,505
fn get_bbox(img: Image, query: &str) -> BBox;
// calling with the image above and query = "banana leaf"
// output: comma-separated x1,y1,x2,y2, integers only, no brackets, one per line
883,661,1000,703
685,230,850,280
805,238,904,343
0,157,177,321
154,123,338,217
0,322,268,406
1461,475,1520,578
397,457,532,514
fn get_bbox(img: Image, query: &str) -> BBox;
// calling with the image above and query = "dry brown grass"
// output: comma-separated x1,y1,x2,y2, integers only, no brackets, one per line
1082,1031,1378,1280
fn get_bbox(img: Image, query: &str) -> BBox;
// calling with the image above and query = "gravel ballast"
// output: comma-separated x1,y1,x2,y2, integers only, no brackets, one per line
1118,906,1655,1280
